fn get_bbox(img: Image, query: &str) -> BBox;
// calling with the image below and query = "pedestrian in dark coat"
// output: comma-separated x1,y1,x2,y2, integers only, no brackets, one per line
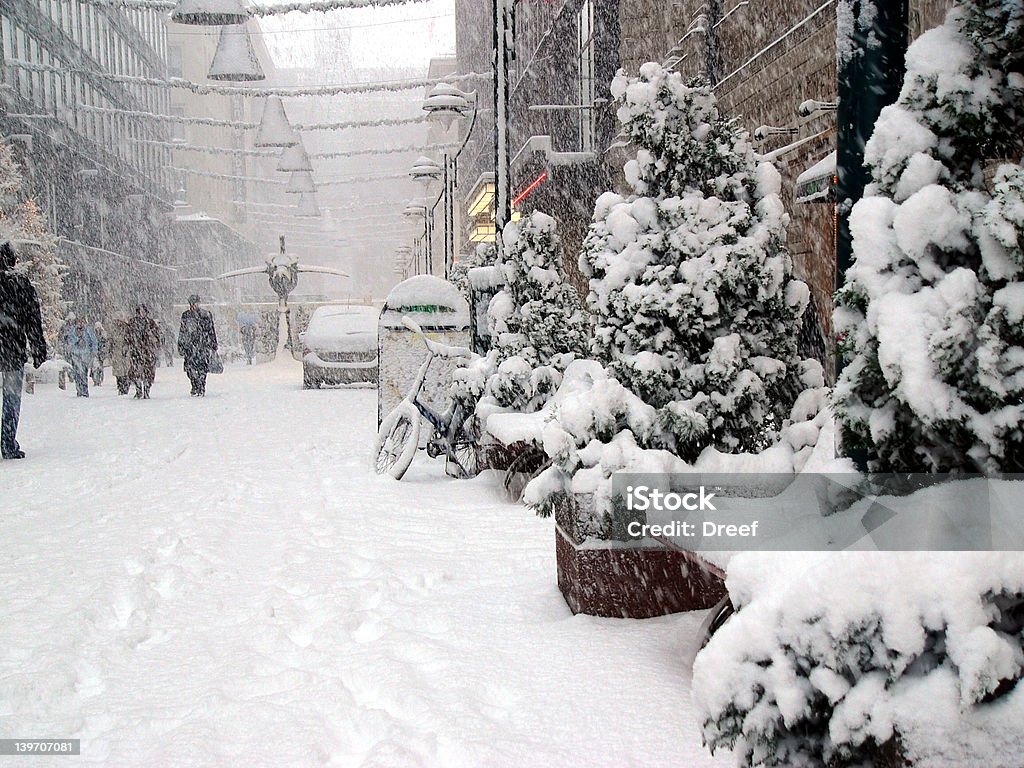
178,295,218,397
0,241,47,459
127,304,161,399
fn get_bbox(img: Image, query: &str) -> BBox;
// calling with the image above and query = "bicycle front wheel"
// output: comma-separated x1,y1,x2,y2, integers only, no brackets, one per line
374,402,420,480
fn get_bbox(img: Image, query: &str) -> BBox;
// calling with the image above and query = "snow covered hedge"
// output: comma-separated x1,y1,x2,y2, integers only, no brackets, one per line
834,0,1024,472
694,552,1024,768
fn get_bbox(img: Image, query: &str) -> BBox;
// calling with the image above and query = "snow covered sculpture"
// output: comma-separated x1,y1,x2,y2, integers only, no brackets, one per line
218,236,347,350
834,0,1024,473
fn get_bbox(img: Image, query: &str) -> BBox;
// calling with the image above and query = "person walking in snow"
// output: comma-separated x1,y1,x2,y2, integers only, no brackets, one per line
178,294,218,397
0,241,47,460
108,313,131,395
66,316,98,398
127,304,161,399
240,322,257,365
91,320,107,386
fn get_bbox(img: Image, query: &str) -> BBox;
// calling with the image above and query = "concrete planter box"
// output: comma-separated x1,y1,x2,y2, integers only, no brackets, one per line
554,493,727,619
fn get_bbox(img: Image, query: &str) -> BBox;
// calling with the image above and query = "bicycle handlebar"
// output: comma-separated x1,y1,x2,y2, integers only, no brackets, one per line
401,315,475,360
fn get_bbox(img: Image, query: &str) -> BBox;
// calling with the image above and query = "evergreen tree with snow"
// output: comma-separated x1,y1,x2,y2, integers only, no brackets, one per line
580,63,810,461
490,212,588,366
0,143,66,346
834,0,1024,472
453,214,589,416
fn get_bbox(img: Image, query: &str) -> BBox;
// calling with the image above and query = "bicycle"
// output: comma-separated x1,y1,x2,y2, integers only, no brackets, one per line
373,316,481,480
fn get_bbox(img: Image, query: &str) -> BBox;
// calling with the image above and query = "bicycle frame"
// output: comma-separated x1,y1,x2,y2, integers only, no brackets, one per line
398,318,474,472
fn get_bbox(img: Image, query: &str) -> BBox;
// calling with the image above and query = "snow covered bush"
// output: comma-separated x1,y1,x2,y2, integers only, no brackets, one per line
834,0,1024,472
522,63,817,516
0,143,66,345
694,551,1024,768
582,63,811,460
452,213,588,420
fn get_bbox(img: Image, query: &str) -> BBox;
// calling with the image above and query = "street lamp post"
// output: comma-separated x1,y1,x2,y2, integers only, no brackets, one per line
418,83,480,280
492,0,513,257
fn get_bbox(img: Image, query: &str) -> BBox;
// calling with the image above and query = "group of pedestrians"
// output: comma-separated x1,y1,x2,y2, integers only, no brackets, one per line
2,238,221,460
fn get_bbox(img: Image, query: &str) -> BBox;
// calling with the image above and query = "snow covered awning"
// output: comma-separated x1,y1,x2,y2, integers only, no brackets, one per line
795,150,836,204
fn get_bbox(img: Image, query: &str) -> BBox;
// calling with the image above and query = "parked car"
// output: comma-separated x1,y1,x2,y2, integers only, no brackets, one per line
299,305,379,388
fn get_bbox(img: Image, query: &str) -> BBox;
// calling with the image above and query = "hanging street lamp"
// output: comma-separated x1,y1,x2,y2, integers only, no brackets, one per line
277,142,313,173
207,25,265,81
295,193,321,218
171,0,249,26
285,171,316,194
254,96,299,148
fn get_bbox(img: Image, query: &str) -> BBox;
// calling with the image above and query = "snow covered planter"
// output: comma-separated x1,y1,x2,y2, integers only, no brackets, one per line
516,64,828,617
833,0,1024,473
693,552,1024,768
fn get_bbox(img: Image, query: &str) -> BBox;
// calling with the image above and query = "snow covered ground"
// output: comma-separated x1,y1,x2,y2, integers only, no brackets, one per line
1,357,730,767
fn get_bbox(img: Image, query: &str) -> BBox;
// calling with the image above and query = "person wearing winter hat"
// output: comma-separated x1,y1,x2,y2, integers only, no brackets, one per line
0,241,47,459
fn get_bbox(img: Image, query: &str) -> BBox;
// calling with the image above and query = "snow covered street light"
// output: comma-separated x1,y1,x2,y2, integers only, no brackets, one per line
409,156,442,186
422,83,471,133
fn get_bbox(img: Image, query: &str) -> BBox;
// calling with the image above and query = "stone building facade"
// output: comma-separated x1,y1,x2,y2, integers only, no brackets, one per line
451,0,957,374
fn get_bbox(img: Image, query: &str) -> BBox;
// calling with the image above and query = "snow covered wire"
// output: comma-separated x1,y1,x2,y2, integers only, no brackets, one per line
311,142,456,159
79,0,175,8
167,166,408,185
250,0,433,14
131,138,275,156
716,0,835,90
167,166,284,184
70,69,490,98
81,0,433,10
75,104,428,131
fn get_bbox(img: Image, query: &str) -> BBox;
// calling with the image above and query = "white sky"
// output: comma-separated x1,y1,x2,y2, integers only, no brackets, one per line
257,0,456,72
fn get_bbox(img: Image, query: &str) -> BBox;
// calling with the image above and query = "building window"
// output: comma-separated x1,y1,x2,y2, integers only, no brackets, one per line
170,105,186,142
168,44,183,78
577,0,596,153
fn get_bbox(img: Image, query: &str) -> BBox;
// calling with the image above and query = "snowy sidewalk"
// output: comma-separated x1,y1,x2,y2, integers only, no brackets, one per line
1,360,729,767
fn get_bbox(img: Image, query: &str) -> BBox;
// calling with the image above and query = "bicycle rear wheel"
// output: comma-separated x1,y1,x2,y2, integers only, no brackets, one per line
447,415,482,479
374,402,420,480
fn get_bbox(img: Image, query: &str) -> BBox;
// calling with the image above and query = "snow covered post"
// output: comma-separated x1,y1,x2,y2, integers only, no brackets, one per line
834,0,1024,472
492,0,514,258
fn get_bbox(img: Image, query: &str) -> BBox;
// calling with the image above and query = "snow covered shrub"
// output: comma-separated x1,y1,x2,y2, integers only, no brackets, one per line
450,241,497,304
694,551,1024,768
834,0,1024,472
0,143,66,345
490,212,588,362
581,63,811,462
451,213,588,419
